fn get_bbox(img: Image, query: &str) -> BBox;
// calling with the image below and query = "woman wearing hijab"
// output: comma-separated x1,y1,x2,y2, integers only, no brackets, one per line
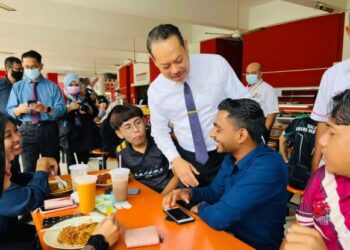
59,73,98,169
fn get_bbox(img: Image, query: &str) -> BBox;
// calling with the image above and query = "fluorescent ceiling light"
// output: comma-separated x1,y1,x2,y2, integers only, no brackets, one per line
0,3,16,11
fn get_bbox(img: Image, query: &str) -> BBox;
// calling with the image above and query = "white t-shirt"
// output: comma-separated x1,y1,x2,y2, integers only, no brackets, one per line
148,54,248,162
247,80,279,117
311,58,350,122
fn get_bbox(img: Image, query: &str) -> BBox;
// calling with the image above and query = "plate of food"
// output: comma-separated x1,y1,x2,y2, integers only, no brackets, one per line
43,216,104,249
49,178,73,196
96,172,112,187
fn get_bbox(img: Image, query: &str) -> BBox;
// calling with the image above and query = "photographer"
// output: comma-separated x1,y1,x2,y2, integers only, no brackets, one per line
59,73,98,169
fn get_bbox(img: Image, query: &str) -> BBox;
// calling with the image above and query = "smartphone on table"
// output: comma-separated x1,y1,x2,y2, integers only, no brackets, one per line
164,207,195,224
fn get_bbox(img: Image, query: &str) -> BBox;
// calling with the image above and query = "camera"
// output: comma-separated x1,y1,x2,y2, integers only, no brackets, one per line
79,88,94,113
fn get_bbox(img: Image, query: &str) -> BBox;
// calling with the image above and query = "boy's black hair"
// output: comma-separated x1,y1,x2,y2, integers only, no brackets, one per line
147,24,185,57
218,98,265,144
330,89,350,125
109,104,144,130
21,50,42,64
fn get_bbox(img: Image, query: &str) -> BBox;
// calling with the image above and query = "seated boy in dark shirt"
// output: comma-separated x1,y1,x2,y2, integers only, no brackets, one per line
109,104,178,195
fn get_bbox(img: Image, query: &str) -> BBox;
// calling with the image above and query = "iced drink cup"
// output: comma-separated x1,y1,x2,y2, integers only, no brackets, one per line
69,164,88,191
110,168,130,202
75,175,97,214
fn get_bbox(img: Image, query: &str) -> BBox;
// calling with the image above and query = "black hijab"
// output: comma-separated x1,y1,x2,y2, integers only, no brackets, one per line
0,113,7,196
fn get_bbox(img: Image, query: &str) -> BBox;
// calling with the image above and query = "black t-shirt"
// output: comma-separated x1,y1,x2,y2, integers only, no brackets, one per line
116,132,172,193
284,116,317,167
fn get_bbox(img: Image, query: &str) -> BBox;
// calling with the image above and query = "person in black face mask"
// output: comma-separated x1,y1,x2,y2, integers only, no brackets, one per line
0,57,23,182
0,57,23,115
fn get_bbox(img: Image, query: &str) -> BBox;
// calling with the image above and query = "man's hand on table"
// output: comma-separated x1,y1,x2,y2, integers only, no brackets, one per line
172,156,199,187
162,188,192,209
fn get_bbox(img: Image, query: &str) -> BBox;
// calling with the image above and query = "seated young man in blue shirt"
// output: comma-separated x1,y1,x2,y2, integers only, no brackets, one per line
109,104,178,195
163,98,288,250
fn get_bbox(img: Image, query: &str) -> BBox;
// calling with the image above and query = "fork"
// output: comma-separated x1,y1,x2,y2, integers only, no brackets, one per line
50,169,68,189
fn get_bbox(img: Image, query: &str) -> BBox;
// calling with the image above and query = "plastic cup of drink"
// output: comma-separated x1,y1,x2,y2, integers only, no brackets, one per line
110,168,130,202
75,175,97,214
69,164,88,191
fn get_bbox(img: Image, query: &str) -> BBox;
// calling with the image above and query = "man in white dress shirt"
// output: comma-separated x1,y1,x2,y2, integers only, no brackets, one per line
147,24,247,187
245,62,279,143
310,20,350,172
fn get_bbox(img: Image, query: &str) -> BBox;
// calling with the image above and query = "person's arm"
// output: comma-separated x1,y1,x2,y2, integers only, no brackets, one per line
279,134,289,163
83,215,119,250
0,157,57,216
265,113,277,132
311,122,327,172
6,86,30,118
148,87,199,187
197,160,286,231
50,84,67,118
161,176,180,196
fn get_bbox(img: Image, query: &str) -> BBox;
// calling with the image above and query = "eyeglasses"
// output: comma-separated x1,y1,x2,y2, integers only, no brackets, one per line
119,119,145,134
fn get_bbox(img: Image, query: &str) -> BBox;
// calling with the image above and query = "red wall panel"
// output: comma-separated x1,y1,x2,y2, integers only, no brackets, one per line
242,13,344,87
149,58,160,82
118,65,130,103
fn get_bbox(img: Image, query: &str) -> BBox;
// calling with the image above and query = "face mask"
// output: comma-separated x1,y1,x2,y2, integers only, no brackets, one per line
24,68,40,81
67,86,80,95
11,71,23,82
246,74,259,85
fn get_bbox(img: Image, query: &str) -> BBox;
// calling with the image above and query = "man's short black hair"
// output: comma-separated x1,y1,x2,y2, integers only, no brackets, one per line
110,104,144,130
146,24,185,57
4,57,21,71
330,89,350,126
21,50,42,64
218,98,265,143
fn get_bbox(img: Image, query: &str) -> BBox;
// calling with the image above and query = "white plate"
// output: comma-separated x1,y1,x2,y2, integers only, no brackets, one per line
43,216,103,249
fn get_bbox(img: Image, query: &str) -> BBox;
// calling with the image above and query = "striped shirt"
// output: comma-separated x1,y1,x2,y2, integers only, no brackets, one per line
296,166,350,250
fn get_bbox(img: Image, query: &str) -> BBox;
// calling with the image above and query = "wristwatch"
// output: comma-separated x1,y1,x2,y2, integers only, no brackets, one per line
46,106,52,113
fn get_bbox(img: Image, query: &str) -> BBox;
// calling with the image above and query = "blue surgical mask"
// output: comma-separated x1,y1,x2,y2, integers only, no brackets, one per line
24,68,40,81
246,74,259,85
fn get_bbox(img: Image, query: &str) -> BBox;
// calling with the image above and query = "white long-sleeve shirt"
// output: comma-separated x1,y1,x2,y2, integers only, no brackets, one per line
148,54,248,163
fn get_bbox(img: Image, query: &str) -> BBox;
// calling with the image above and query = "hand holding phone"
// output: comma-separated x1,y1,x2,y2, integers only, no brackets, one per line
164,207,195,224
27,100,37,108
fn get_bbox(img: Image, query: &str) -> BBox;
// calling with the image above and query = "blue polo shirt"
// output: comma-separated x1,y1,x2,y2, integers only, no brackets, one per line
191,143,288,250
6,75,66,121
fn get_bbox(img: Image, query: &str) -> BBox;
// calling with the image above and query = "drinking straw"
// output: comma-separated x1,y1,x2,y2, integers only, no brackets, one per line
74,153,79,164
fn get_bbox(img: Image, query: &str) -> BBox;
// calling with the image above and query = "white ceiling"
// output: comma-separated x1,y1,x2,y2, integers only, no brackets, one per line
0,0,340,76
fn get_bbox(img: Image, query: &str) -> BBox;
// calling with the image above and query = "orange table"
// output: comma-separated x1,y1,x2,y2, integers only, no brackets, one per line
32,171,254,250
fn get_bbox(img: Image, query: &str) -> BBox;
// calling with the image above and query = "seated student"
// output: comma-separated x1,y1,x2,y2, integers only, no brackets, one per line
279,114,317,190
163,98,288,250
0,126,119,250
109,104,179,195
0,113,58,248
282,90,350,250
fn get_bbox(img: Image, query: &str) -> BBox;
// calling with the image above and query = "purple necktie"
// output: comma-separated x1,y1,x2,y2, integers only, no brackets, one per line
31,82,40,123
183,82,209,165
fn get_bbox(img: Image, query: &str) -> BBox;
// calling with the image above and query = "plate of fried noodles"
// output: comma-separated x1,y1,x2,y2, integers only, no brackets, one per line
43,216,104,249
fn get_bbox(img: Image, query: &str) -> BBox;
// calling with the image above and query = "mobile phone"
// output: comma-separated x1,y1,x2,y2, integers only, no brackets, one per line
163,207,195,224
27,100,37,107
128,188,140,195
